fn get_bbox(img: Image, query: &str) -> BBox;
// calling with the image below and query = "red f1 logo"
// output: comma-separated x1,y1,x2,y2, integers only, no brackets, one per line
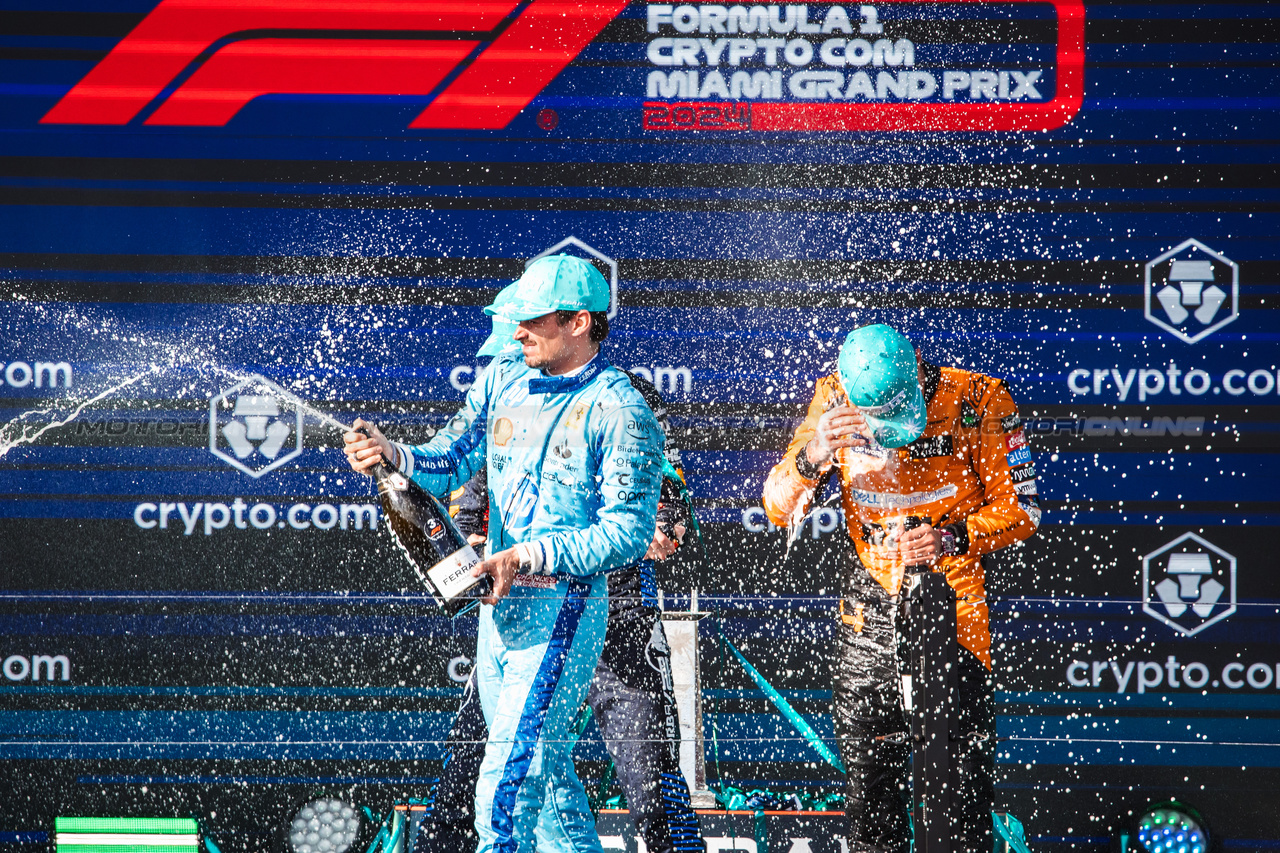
41,0,628,128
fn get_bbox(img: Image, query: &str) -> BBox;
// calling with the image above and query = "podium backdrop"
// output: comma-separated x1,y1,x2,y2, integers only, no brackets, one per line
1,1,1277,848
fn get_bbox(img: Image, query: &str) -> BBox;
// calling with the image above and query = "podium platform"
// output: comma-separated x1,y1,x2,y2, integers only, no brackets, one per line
596,809,848,853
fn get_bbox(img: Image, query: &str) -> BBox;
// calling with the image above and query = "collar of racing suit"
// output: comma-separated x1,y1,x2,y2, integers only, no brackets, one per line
918,357,942,406
527,350,609,395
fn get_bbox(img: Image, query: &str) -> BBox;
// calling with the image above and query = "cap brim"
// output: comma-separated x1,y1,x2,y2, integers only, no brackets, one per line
482,281,521,317
495,299,562,322
861,385,927,448
477,334,512,358
477,317,520,357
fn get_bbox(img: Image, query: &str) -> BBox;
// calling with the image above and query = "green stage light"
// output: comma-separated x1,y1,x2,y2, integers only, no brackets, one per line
55,817,199,853
1132,801,1208,853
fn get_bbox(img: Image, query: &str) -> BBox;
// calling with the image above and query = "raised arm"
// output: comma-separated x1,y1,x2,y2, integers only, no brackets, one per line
392,358,511,500
763,374,843,527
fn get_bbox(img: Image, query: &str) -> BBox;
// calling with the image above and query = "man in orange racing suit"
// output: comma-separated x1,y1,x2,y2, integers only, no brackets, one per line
763,324,1040,853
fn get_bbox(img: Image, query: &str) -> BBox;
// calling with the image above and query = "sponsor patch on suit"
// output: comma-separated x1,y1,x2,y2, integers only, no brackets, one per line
907,434,954,459
1006,445,1032,467
1011,463,1037,483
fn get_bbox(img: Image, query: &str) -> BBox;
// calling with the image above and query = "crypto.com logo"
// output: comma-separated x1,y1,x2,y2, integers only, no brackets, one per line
1144,239,1239,344
209,375,304,478
41,0,628,128
1141,532,1237,637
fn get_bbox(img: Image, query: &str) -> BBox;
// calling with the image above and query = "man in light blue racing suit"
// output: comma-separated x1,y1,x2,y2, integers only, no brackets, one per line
344,254,664,853
425,282,704,853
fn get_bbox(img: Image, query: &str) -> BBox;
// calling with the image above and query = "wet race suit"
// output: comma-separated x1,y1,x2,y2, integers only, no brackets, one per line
395,351,665,853
423,371,703,853
764,360,1041,853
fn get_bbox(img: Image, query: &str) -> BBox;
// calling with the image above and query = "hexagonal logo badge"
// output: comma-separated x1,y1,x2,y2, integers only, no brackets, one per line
1141,532,1236,636
209,374,304,478
527,236,618,319
1144,239,1239,344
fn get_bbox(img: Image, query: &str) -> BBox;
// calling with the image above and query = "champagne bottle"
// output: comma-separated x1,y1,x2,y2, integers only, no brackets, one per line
903,515,934,572
826,387,888,474
359,430,491,616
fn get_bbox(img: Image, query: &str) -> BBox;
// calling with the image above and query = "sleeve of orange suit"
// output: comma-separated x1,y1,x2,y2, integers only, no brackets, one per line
763,375,838,528
958,378,1041,557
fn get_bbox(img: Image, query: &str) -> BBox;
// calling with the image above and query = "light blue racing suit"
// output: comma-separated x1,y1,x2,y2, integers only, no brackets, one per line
395,351,664,853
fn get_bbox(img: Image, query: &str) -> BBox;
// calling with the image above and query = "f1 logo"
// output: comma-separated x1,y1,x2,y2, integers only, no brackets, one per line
41,0,628,128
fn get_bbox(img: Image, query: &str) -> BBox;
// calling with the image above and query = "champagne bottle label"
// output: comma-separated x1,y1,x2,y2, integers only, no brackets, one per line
378,472,409,494
355,427,490,614
427,545,483,600
844,437,890,474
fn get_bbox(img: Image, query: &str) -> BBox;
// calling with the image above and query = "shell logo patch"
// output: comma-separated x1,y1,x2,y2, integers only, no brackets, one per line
494,417,514,447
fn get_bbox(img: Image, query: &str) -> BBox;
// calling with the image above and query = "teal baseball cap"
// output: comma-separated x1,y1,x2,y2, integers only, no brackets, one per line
836,324,926,449
477,281,521,357
486,254,609,322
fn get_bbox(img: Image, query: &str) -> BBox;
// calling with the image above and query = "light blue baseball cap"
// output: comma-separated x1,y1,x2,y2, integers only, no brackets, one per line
486,254,609,322
477,281,522,357
836,324,926,449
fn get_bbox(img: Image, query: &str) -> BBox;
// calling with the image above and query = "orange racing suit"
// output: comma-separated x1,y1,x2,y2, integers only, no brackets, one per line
764,358,1039,852
763,359,1040,668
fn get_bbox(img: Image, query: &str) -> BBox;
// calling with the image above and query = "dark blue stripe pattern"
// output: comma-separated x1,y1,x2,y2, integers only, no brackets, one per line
490,579,590,851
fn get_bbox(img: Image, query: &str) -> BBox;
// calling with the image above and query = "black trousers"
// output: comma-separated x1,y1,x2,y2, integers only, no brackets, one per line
586,609,703,853
421,607,703,853
833,567,995,853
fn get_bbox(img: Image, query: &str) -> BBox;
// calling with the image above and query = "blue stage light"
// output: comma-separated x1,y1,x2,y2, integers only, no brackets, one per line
1132,802,1208,853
